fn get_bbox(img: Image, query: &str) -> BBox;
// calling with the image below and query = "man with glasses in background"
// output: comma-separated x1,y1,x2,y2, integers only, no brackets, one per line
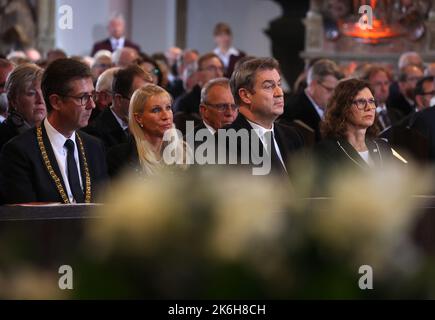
279,59,343,142
84,64,152,150
174,52,224,116
387,64,424,119
361,65,402,131
0,59,109,204
185,78,238,157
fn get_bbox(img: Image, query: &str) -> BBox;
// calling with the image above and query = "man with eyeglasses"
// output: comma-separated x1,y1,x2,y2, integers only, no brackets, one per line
174,52,224,116
88,67,120,124
198,78,238,134
218,57,304,177
84,64,152,150
411,76,435,162
398,76,435,129
280,59,343,142
361,65,402,131
0,58,108,204
387,64,424,118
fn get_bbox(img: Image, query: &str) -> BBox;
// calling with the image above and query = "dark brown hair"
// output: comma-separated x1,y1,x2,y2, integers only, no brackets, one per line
321,78,379,140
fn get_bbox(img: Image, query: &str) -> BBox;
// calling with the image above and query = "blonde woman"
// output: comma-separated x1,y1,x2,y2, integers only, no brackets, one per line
107,84,190,177
0,63,46,150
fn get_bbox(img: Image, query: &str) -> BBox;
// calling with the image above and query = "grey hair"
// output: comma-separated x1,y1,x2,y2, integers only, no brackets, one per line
200,77,230,105
5,63,43,107
96,67,121,92
306,59,342,85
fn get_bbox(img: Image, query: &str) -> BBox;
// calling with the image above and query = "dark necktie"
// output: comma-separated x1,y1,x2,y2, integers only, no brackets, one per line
64,139,85,203
378,109,391,129
266,131,287,176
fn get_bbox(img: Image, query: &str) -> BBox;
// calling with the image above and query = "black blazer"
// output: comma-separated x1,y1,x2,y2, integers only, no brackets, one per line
219,113,305,177
106,138,139,179
313,138,395,172
387,89,413,118
311,137,398,196
0,125,108,204
90,38,141,56
0,112,31,152
83,107,128,150
173,84,201,114
280,91,322,142
411,107,435,161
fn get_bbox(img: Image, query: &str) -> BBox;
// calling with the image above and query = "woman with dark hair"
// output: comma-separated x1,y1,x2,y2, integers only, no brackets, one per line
138,54,163,87
313,78,401,173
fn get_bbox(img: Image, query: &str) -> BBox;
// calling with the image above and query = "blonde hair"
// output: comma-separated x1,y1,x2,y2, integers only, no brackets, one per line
128,84,191,175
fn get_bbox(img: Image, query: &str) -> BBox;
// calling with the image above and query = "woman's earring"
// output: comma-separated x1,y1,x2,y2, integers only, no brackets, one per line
139,123,144,128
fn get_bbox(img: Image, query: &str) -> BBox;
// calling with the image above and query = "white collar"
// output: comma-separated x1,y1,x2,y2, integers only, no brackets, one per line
203,121,216,134
110,107,128,130
213,47,239,57
44,118,76,149
376,103,387,113
304,89,324,119
246,119,274,139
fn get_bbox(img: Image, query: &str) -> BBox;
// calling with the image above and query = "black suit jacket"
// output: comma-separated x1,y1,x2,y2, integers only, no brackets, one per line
0,125,108,204
106,137,139,179
311,137,397,196
91,38,141,56
280,91,322,142
411,107,435,161
387,89,413,118
219,113,305,177
173,84,201,114
83,107,128,149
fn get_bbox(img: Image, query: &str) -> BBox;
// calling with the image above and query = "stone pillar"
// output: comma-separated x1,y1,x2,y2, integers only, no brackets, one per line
303,0,324,52
36,0,56,56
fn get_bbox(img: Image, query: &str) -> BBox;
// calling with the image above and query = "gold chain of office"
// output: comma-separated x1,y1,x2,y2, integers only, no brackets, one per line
36,126,91,203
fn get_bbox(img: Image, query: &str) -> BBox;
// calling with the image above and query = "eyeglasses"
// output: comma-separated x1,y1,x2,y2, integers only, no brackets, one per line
97,90,113,100
352,98,377,110
205,103,238,112
61,92,98,106
318,82,335,94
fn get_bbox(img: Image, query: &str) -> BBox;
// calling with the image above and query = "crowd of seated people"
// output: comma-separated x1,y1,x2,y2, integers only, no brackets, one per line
1,12,435,204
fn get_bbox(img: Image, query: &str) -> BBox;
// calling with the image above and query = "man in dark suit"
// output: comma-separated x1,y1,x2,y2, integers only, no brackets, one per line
84,64,152,149
387,64,423,118
173,53,224,137
0,59,108,204
185,77,238,157
411,106,435,162
360,65,402,131
218,57,304,177
91,15,141,57
279,59,342,142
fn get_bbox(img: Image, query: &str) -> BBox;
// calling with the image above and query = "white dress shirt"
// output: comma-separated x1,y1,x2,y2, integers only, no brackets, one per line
213,47,239,69
110,37,125,51
110,107,128,131
246,119,286,171
304,89,325,119
44,118,83,203
203,121,216,134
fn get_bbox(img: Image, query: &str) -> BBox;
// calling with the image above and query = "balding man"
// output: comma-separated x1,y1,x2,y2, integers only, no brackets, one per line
91,15,141,56
84,65,152,149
